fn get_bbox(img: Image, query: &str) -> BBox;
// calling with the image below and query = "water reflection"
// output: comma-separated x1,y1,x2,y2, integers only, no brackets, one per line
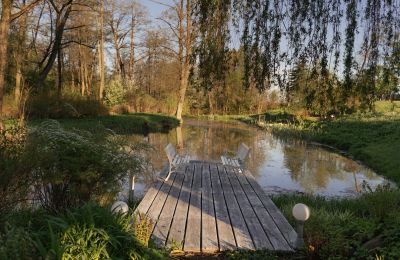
126,119,389,198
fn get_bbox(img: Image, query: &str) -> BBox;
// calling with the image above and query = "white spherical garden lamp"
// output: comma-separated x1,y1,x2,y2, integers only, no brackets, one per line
292,203,310,248
111,201,129,215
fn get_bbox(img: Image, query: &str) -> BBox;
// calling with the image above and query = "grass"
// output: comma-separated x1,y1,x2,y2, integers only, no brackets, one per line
28,113,180,135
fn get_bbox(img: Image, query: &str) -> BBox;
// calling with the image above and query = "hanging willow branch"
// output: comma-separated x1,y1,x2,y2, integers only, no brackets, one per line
196,0,400,113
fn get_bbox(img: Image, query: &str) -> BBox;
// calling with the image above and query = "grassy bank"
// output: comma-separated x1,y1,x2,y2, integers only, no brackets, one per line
240,101,400,185
28,113,180,134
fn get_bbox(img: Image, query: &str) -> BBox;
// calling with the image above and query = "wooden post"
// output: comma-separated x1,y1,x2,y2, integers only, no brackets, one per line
128,175,135,202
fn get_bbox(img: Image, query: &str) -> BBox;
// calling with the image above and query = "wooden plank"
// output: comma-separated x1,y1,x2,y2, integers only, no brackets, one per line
184,162,202,252
232,167,292,251
224,166,273,250
146,171,177,229
167,164,194,248
216,164,254,250
134,166,168,215
201,163,219,252
210,163,236,250
242,169,297,248
152,165,186,247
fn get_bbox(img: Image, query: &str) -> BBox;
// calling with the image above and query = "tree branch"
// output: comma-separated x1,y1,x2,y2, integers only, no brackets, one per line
11,0,42,21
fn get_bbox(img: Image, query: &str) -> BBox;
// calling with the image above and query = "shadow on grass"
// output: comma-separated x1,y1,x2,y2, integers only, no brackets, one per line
29,113,180,135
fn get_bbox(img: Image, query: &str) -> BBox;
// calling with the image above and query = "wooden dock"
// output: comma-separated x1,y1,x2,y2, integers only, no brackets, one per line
134,161,297,253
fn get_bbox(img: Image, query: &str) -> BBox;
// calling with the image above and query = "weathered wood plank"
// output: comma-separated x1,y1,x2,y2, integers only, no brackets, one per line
210,164,236,251
201,163,219,252
136,161,296,253
146,171,177,229
232,168,292,251
134,166,168,215
184,162,202,252
242,169,297,248
167,164,194,248
224,166,273,250
216,164,254,250
152,165,186,247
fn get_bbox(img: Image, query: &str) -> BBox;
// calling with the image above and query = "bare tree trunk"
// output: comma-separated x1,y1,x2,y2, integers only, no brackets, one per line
98,0,105,100
15,1,27,104
38,1,72,85
0,0,13,128
176,0,193,122
208,91,214,114
176,126,183,149
84,62,89,95
57,46,63,98
129,13,135,83
79,45,86,96
111,24,125,80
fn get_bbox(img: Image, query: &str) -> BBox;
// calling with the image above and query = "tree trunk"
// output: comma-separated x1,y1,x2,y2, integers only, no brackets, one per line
14,2,27,105
38,3,72,85
98,0,105,100
57,46,63,98
129,14,135,83
0,0,13,128
79,45,86,96
175,0,192,122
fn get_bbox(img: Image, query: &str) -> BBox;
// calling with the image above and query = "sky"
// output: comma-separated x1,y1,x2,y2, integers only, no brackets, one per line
141,0,170,21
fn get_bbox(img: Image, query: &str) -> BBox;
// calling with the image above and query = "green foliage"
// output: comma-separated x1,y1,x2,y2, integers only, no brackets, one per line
272,187,400,259
61,225,111,259
104,79,127,107
0,125,30,214
24,120,145,212
28,93,109,119
133,213,154,248
0,224,37,259
0,204,167,260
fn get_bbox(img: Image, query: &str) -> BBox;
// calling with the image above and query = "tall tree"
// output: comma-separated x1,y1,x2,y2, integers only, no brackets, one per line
0,0,40,128
97,0,105,100
157,0,195,121
37,0,73,91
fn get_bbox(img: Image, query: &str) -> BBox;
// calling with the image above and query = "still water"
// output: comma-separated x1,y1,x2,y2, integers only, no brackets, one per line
125,119,389,198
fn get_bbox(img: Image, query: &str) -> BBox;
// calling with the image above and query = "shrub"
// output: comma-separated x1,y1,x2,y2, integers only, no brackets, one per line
134,212,154,247
273,191,400,259
61,225,110,259
25,120,146,212
0,204,166,259
0,125,30,214
0,224,36,259
104,79,126,107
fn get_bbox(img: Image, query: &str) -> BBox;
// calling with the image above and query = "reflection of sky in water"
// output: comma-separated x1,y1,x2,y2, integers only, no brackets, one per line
123,119,391,198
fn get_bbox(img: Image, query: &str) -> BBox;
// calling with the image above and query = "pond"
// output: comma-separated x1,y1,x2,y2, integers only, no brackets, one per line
124,119,390,199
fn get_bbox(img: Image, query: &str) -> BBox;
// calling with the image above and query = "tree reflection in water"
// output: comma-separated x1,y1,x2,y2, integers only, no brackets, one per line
125,119,390,198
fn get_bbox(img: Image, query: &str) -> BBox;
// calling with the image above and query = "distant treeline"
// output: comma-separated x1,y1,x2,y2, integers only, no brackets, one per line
0,0,399,126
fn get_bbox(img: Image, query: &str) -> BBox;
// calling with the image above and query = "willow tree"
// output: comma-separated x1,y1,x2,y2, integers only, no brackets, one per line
194,0,231,114
195,0,400,115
